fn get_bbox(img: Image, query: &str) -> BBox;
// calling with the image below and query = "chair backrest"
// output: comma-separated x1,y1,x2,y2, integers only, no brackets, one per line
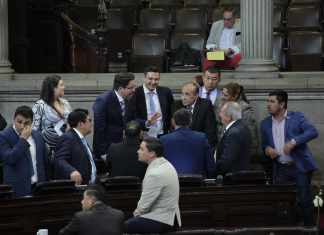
175,8,208,34
178,174,204,187
288,31,322,54
0,185,13,199
132,33,166,56
106,8,135,30
273,5,284,30
287,31,323,71
76,0,98,5
223,170,267,185
100,176,141,190
184,0,218,9
138,8,172,34
290,0,321,4
287,5,321,30
150,0,183,9
109,0,141,8
171,33,205,51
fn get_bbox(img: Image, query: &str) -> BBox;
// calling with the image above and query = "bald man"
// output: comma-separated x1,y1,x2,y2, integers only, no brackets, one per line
178,82,218,147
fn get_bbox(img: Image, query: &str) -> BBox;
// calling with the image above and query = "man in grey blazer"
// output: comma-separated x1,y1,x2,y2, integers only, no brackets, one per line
125,137,181,233
203,7,241,70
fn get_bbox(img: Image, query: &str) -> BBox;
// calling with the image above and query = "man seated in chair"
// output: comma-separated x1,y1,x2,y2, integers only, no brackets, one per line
59,188,124,235
203,7,241,70
124,137,181,233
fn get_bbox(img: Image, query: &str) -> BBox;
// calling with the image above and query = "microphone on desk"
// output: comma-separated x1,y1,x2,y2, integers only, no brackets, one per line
216,175,223,186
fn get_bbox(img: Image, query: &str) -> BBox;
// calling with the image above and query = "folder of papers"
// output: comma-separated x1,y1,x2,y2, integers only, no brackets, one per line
206,51,225,61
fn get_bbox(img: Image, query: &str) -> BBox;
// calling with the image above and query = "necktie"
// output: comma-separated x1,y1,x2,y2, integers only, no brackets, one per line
120,100,125,117
27,150,35,177
206,91,211,101
148,91,156,115
81,137,97,184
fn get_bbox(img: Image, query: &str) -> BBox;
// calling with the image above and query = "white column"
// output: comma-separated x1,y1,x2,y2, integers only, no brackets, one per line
0,0,14,74
236,0,278,78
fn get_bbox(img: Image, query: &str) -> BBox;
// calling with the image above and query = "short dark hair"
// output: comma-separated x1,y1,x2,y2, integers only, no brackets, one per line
144,65,160,76
143,137,164,158
68,109,89,128
173,108,192,127
84,189,102,202
113,72,135,90
40,75,62,105
125,121,141,138
204,66,221,76
14,106,33,121
268,89,288,109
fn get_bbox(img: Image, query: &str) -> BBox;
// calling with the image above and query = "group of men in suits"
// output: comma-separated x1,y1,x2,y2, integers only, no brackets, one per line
0,64,319,227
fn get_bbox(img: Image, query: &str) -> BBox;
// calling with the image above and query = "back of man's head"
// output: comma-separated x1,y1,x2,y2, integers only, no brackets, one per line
173,108,192,127
125,121,141,139
68,109,89,128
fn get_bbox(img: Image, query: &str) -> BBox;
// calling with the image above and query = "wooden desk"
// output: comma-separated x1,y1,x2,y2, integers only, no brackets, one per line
0,184,296,235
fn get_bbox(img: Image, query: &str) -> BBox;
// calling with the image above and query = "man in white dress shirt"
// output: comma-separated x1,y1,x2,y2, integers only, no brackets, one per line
126,66,174,137
124,137,181,233
203,7,241,70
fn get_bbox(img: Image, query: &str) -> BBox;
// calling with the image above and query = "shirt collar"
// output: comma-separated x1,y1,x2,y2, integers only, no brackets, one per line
73,128,84,139
114,90,124,103
202,86,217,95
272,110,288,123
225,120,236,131
143,84,157,95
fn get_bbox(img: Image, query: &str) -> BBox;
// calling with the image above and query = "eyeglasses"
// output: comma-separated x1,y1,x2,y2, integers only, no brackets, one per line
223,17,233,21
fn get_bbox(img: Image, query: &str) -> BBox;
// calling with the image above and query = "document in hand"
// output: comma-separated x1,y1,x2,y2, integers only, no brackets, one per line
207,51,225,61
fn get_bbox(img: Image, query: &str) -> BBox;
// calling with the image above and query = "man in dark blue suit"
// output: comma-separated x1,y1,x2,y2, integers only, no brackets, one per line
93,72,136,160
54,109,96,185
261,89,318,226
160,108,215,177
0,106,48,197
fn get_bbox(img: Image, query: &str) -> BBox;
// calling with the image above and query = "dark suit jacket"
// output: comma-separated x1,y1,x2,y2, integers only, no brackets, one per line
108,138,147,180
216,120,252,175
126,86,174,134
54,129,92,184
59,201,125,235
0,127,48,197
0,114,6,131
175,97,218,147
160,127,215,177
93,90,124,158
261,111,318,174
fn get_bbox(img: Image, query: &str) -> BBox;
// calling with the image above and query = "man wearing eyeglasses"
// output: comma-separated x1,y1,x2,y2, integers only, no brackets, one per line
204,7,241,70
